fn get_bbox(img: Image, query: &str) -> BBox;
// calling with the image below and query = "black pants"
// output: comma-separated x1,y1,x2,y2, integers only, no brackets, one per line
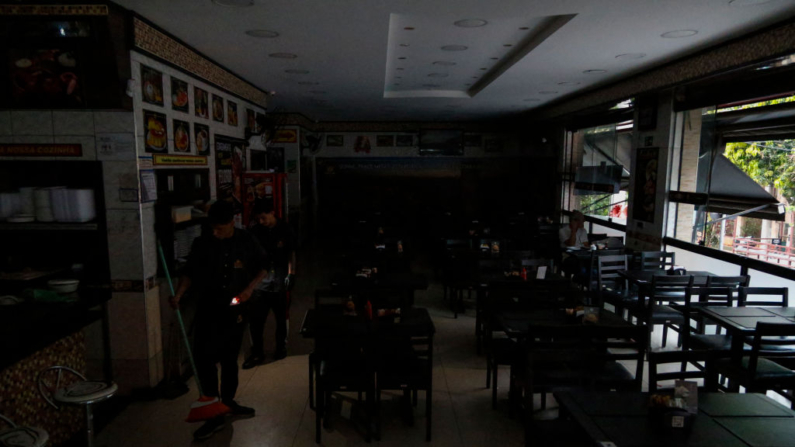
193,310,246,402
249,290,289,355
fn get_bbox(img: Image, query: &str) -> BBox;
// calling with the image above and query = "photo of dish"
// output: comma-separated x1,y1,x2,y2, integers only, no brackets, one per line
212,94,224,122
143,110,167,153
141,65,163,106
171,77,189,112
10,49,83,107
228,100,238,126
194,86,209,118
174,119,190,152
195,123,210,155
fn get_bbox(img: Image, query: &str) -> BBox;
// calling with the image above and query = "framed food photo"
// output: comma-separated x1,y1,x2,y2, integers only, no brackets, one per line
212,94,224,122
194,123,210,156
228,100,238,126
10,48,84,108
171,76,189,113
194,86,209,118
143,110,167,153
140,65,164,106
173,119,191,153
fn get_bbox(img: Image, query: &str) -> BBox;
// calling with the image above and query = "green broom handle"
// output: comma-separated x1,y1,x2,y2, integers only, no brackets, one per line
158,241,204,397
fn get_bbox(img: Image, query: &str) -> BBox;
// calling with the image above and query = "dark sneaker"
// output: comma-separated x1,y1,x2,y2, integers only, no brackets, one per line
193,416,224,441
273,349,287,361
242,352,265,370
224,400,255,416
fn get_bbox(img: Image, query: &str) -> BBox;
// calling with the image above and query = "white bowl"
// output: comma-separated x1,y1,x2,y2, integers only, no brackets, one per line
48,279,80,294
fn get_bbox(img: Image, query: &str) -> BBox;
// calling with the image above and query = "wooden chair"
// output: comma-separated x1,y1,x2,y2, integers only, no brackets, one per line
740,287,788,307
375,333,434,442
638,251,675,271
595,254,637,318
586,325,648,393
648,350,718,392
715,323,795,408
631,275,692,350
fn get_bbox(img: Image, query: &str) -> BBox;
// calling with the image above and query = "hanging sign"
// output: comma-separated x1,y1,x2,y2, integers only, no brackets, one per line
153,154,207,165
0,144,82,157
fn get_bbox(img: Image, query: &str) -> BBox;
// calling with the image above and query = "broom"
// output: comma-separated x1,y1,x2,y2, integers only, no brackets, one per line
158,242,230,422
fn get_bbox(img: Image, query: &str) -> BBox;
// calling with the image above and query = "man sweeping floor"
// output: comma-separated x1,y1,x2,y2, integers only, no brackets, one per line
170,200,268,441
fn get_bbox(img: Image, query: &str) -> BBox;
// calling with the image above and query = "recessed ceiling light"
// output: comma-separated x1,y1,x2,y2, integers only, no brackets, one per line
423,84,441,88
519,27,529,30
433,61,457,66
523,98,540,102
490,57,499,60
616,53,646,60
396,68,404,71
297,81,319,85
269,52,297,59
245,29,279,38
503,44,513,47
539,91,558,94
400,43,410,47
398,57,407,60
404,27,415,30
661,29,698,38
480,67,487,70
454,19,488,28
558,81,580,86
472,76,479,79
428,73,449,78
583,69,607,74
441,45,468,51
396,76,402,79
309,91,327,94
212,0,254,7
730,0,772,5
285,69,309,74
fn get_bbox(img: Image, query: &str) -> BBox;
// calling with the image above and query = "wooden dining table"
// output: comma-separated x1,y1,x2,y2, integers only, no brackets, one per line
618,269,716,286
698,306,795,363
555,390,795,447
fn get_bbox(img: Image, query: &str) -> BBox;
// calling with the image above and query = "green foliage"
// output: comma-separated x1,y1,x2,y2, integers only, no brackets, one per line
741,218,762,238
724,140,795,208
579,194,610,216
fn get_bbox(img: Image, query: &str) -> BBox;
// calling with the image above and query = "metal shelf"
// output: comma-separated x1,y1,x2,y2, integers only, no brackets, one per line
0,222,99,231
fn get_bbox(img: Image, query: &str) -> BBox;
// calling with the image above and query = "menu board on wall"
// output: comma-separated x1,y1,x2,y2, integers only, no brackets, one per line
215,136,246,214
632,146,659,223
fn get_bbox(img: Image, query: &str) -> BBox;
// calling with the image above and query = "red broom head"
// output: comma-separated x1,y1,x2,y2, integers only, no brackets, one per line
185,395,231,423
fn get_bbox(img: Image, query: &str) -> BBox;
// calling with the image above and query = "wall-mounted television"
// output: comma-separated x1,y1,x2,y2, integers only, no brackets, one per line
418,129,463,156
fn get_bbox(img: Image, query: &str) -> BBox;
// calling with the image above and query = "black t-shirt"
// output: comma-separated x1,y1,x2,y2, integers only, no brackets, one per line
184,228,266,312
251,219,295,275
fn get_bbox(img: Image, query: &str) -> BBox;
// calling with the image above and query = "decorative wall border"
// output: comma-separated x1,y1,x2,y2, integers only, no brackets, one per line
0,4,108,15
133,17,268,107
537,20,795,120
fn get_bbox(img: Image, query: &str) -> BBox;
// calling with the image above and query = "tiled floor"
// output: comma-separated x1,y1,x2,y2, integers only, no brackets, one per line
95,246,791,446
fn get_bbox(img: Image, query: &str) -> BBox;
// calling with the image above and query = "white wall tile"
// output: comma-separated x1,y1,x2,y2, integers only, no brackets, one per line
141,206,158,279
102,160,140,210
53,111,95,136
0,111,11,136
94,111,134,133
106,209,144,279
108,291,148,360
12,135,54,144
11,111,53,135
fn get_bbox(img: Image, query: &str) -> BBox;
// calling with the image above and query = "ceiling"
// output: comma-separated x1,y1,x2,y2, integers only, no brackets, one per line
115,0,795,122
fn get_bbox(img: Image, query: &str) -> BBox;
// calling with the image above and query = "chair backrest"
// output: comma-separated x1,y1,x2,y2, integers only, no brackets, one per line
648,275,693,301
691,286,737,308
740,287,789,307
747,323,795,378
639,251,675,271
648,350,717,392
706,275,750,288
596,254,628,291
586,325,647,392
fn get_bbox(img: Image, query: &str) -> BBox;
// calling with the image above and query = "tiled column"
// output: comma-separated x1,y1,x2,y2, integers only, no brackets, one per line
674,110,702,240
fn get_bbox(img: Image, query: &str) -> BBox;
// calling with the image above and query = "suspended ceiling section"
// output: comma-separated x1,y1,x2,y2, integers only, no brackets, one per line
114,0,795,122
